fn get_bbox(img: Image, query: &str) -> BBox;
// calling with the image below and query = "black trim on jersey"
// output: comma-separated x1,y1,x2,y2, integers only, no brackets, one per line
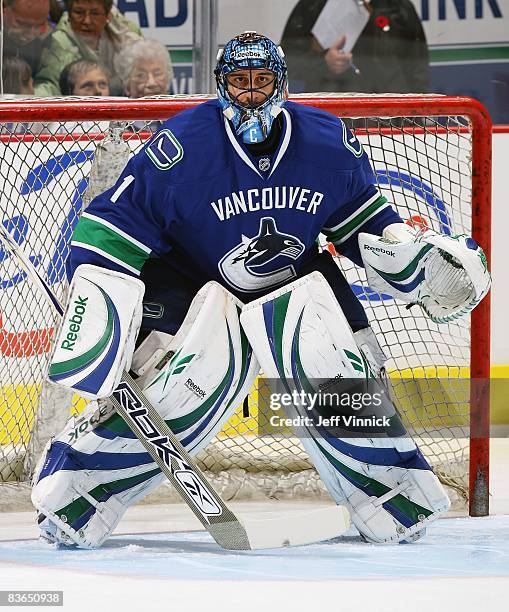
245,114,284,157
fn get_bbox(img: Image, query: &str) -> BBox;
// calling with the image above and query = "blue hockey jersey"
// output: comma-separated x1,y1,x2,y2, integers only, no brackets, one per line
69,100,401,298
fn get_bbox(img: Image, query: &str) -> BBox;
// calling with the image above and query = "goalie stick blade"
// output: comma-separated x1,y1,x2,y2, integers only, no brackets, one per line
240,505,350,550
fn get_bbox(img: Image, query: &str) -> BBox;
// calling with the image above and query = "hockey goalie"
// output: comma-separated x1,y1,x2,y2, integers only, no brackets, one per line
32,32,491,549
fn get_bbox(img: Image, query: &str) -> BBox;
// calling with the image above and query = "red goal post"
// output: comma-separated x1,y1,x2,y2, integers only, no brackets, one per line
0,94,491,516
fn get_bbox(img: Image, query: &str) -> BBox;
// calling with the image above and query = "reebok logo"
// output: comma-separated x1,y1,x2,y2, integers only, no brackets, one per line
61,296,88,351
317,373,343,392
363,245,396,257
185,378,207,399
233,49,266,61
67,403,111,443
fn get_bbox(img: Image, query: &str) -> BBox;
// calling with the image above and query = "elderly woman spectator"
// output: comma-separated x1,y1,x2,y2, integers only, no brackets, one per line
34,0,142,96
114,38,173,98
59,59,109,96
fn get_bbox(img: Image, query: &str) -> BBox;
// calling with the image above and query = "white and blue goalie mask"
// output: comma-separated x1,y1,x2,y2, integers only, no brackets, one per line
215,32,288,144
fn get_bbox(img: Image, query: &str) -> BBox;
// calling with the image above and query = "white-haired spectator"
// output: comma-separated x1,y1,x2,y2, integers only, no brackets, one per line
115,38,173,98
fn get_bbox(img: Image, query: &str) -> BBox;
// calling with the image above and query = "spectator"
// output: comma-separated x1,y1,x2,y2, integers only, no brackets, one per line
44,60,110,134
1,56,34,95
0,56,34,136
2,0,53,77
114,39,173,98
280,0,429,94
59,59,109,95
34,0,142,96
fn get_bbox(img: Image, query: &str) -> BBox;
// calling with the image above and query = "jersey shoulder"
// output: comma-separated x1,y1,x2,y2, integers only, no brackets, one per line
284,100,366,172
140,100,229,183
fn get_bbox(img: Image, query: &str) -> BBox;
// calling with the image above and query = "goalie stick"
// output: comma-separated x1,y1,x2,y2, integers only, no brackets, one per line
0,224,349,550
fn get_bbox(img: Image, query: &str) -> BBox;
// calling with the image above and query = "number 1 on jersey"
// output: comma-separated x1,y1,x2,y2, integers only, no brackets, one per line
110,175,135,204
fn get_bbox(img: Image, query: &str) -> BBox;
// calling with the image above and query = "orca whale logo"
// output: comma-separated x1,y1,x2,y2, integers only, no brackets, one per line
219,217,305,292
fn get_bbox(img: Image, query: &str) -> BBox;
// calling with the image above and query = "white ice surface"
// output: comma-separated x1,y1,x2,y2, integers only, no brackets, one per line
0,439,508,612
1,515,509,581
1,511,508,612
1,516,509,612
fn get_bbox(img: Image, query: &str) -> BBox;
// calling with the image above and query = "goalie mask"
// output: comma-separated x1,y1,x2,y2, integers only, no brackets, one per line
215,32,288,144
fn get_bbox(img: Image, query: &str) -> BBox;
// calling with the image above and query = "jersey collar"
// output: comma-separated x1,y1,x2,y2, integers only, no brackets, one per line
223,107,292,179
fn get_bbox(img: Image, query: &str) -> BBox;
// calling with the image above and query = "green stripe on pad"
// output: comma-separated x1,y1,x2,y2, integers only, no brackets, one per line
344,349,364,373
344,349,362,364
360,350,372,377
56,468,161,526
294,309,315,394
100,412,132,436
225,310,252,411
373,243,433,282
273,292,292,384
318,444,433,523
146,348,183,390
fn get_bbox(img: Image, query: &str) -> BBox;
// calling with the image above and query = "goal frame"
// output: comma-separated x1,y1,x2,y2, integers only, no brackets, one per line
0,94,492,516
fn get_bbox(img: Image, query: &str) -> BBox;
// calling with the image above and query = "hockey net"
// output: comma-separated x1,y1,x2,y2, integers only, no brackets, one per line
0,95,491,515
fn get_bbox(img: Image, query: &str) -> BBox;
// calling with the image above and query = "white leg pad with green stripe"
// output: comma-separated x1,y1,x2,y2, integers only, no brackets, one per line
33,281,259,548
240,272,450,544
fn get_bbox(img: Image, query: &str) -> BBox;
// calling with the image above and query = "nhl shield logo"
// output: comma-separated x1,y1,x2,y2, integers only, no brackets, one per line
259,157,271,172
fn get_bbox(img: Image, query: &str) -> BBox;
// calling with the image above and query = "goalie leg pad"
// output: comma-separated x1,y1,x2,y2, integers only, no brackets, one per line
33,281,259,548
240,271,450,544
33,398,166,548
353,326,388,377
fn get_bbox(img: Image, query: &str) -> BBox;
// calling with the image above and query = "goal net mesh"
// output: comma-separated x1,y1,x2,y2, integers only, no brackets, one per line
0,95,486,510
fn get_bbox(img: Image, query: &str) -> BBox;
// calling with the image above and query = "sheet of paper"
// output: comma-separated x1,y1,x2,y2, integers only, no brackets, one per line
311,0,370,52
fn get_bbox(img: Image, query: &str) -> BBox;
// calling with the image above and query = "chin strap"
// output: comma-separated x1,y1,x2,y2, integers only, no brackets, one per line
223,103,283,144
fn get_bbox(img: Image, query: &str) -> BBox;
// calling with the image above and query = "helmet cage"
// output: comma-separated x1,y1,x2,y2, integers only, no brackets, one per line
224,69,277,111
214,32,288,114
